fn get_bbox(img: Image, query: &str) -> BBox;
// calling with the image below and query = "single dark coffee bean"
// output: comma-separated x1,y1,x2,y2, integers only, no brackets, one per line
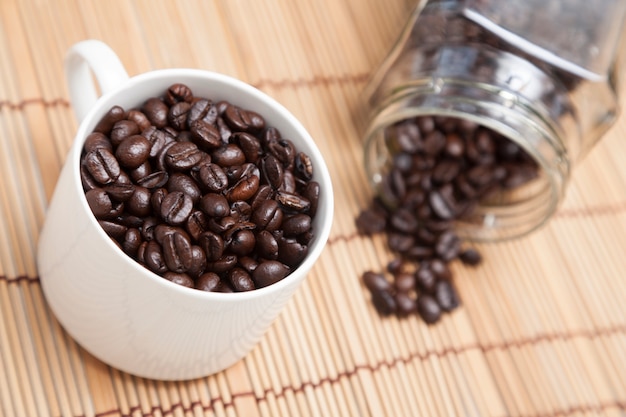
430,258,452,280
282,214,312,237
115,135,152,169
205,255,238,274
227,267,256,292
224,104,255,132
142,126,173,158
266,139,295,169
230,201,252,221
371,289,397,316
167,172,202,204
122,228,142,257
261,154,284,189
137,171,169,189
435,230,462,262
127,186,152,218
428,189,456,220
435,280,460,312
211,144,246,167
194,163,228,192
84,132,113,153
238,256,259,274
99,220,128,240
417,294,442,324
294,152,314,181
387,232,415,253
188,99,217,127
163,272,194,288
199,231,225,261
252,260,290,288
127,110,152,132
160,191,193,225
225,173,260,203
142,97,169,128
277,237,308,267
249,184,274,211
195,272,222,292
275,191,310,213
200,193,229,218
143,240,168,274
415,263,437,293
395,292,417,317
228,228,256,256
394,272,415,293
85,188,115,219
104,183,136,202
128,161,152,184
231,132,262,163
362,271,392,293
302,181,320,218
459,248,482,266
110,120,140,147
161,229,193,273
251,199,283,231
187,245,207,278
255,230,279,259
165,83,193,105
168,101,191,131
165,142,205,171
94,105,125,135
84,148,121,185
389,208,418,234
190,119,222,150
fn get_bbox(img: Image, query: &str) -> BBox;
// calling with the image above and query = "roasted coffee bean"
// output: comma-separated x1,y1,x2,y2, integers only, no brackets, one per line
302,181,320,218
435,230,462,262
160,191,193,225
104,183,136,202
141,216,158,241
186,210,209,241
227,267,255,292
435,280,460,312
249,184,274,211
160,229,193,272
255,230,279,259
261,154,284,189
194,163,228,192
266,139,295,169
127,110,152,132
84,132,112,153
165,142,204,171
430,258,452,280
165,83,193,105
224,104,254,132
199,231,225,261
282,214,312,237
190,119,222,150
294,152,313,181
142,126,173,158
251,199,283,231
142,97,169,128
225,172,260,203
387,232,415,253
163,272,194,288
188,99,215,126
110,120,140,147
417,294,442,324
167,172,202,204
195,272,222,292
128,161,152,184
355,207,387,235
167,101,191,131
127,186,152,218
94,105,125,135
230,201,251,221
231,132,262,163
390,208,418,234
205,255,238,274
122,228,142,257
227,228,256,256
143,240,168,274
86,188,119,219
395,292,417,317
252,260,290,288
200,193,229,218
187,245,207,278
115,135,152,169
137,170,169,189
371,289,397,316
394,272,415,293
362,271,391,293
459,248,482,266
84,148,121,185
415,263,437,293
277,237,308,267
275,191,310,212
211,144,246,167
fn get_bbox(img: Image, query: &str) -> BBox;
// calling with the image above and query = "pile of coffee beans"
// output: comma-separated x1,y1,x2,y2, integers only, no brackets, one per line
356,115,538,324
80,83,320,292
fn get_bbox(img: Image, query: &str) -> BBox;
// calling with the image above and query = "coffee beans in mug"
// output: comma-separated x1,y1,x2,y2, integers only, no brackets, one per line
80,84,320,292
357,115,539,324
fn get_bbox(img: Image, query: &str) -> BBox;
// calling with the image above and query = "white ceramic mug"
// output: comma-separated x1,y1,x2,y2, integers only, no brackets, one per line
37,40,334,380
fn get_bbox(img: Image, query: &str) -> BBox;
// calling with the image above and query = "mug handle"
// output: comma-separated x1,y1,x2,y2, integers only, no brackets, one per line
64,40,130,123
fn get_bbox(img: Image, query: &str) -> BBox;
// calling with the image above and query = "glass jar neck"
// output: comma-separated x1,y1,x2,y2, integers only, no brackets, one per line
364,77,571,241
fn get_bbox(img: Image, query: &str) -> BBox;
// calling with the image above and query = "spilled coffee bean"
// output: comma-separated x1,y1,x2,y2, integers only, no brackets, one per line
357,115,538,324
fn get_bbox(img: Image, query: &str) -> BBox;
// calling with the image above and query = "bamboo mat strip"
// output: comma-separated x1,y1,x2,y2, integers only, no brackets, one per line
1,0,626,416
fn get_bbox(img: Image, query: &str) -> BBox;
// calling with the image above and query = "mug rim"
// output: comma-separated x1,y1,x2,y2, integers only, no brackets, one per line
71,68,334,302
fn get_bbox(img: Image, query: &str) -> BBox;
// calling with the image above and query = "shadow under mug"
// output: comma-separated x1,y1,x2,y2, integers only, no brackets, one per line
37,40,334,380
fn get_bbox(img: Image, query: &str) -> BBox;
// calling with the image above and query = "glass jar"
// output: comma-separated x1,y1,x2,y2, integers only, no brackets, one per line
364,0,626,241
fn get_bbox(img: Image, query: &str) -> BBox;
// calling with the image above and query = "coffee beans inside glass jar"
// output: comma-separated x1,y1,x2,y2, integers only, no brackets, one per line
81,83,320,292
356,115,538,324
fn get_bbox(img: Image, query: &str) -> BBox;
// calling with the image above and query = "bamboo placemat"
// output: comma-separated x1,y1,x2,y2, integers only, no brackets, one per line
1,0,626,416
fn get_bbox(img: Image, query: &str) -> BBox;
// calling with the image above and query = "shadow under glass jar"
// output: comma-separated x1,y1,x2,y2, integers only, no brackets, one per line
364,0,625,241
